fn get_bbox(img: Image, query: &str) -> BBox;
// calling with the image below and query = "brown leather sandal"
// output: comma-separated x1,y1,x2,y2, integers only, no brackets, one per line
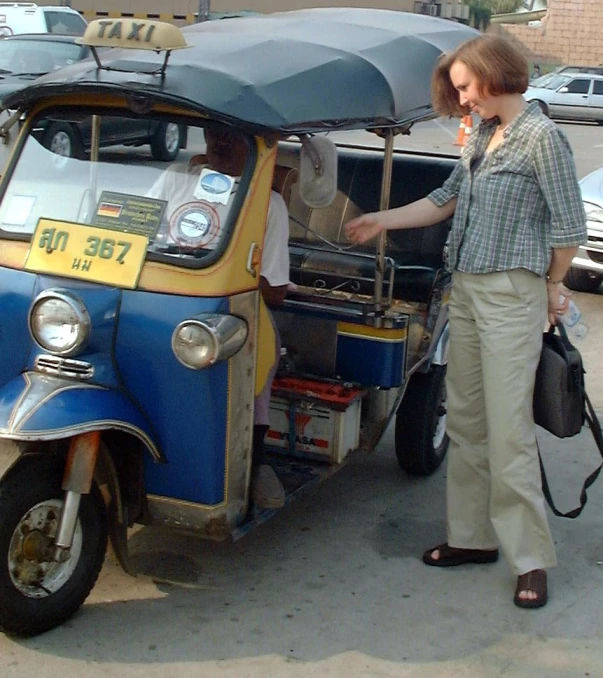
422,543,499,567
514,569,548,609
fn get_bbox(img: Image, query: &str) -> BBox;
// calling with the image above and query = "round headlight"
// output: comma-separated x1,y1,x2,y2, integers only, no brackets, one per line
172,322,218,369
29,290,90,356
172,314,248,370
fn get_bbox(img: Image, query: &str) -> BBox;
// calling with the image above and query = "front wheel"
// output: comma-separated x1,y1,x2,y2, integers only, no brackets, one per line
534,100,549,116
150,122,182,161
395,364,449,476
564,267,603,293
0,454,107,637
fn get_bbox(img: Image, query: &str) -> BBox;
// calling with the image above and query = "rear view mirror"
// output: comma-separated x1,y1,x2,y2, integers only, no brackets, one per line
299,135,337,208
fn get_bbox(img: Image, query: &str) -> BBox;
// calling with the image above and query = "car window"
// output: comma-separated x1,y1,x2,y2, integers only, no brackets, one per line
563,78,591,94
43,11,87,35
0,40,82,73
593,81,603,96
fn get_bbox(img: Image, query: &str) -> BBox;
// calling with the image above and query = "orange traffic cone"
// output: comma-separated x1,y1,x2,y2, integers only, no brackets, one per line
453,115,467,146
463,115,473,145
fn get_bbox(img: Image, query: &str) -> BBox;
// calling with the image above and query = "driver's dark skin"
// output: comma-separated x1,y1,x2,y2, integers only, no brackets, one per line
204,127,287,308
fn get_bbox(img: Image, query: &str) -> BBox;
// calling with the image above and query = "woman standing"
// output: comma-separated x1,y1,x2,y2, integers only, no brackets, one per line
345,35,587,609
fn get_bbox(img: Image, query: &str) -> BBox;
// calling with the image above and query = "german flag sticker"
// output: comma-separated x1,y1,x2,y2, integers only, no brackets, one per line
97,202,123,219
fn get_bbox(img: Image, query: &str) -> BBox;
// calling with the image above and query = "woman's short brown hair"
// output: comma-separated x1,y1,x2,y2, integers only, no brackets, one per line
431,34,529,117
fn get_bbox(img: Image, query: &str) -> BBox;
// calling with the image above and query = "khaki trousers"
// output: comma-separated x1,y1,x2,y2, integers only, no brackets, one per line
445,269,557,575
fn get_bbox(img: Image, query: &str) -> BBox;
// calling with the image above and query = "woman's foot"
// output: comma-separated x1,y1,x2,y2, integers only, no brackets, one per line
423,543,499,567
514,569,548,609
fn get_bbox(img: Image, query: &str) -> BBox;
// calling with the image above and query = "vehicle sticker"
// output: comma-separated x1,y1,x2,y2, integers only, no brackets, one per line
25,218,149,289
91,191,166,239
193,168,234,205
3,195,35,227
0,26,13,37
170,201,221,248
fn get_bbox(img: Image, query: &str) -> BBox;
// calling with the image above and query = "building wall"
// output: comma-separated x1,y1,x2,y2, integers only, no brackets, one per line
491,0,603,67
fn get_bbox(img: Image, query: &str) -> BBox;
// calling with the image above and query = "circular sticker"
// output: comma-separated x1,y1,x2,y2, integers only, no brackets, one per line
169,201,221,248
0,26,13,38
199,171,232,196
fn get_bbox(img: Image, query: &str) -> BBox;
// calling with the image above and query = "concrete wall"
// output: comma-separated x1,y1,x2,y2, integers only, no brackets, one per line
491,0,603,67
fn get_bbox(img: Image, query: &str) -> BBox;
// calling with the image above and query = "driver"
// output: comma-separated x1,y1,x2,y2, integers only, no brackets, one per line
148,125,290,509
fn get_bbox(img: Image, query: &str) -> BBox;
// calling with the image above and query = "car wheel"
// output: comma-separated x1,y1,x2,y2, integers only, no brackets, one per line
43,122,84,164
534,100,549,116
150,122,181,162
563,267,603,293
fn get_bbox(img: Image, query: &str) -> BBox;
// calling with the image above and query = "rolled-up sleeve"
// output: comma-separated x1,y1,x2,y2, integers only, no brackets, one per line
534,127,587,248
426,158,464,207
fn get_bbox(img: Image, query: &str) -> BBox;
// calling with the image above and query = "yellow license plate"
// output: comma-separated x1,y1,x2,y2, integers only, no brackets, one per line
25,219,149,289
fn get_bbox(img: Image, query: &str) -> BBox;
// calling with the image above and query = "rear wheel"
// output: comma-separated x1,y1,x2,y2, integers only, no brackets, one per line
0,454,107,637
395,365,449,476
43,122,83,165
564,267,603,293
150,122,182,161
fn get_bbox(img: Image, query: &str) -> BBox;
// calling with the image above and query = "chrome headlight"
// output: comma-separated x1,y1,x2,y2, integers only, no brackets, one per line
584,201,603,224
29,290,90,356
172,314,248,370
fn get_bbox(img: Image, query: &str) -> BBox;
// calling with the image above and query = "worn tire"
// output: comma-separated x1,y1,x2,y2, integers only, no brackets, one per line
395,365,449,476
150,122,182,161
0,455,107,637
564,267,603,293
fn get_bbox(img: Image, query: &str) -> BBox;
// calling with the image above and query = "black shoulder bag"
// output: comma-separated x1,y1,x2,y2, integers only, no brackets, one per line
533,322,603,518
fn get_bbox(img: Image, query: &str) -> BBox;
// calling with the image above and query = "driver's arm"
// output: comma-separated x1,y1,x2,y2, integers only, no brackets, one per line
260,191,290,308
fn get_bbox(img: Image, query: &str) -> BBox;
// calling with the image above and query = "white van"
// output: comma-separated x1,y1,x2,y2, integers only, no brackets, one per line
0,3,87,37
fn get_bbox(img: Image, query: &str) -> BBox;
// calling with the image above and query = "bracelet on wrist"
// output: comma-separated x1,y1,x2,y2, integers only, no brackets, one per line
545,275,563,285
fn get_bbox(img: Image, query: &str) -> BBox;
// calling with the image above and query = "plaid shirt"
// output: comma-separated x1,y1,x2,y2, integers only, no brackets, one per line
427,102,587,276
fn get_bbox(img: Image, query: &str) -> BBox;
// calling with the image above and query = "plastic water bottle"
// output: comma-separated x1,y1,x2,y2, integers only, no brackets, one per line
559,297,589,340
278,347,296,375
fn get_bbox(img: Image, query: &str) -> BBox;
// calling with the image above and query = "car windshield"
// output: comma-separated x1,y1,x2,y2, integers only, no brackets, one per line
0,39,82,74
0,111,253,270
544,75,572,90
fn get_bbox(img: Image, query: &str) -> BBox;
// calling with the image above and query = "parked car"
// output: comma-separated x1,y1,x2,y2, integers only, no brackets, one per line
0,2,86,37
564,166,603,293
0,33,187,162
524,73,603,124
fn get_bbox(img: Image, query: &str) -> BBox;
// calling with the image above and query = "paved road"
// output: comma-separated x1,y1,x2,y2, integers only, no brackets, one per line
1,121,603,678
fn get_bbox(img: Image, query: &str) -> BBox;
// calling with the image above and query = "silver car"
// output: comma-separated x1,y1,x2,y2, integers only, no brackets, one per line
565,167,603,293
525,73,603,124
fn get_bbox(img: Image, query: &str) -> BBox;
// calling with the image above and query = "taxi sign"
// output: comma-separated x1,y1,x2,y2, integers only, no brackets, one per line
25,219,149,289
78,18,188,52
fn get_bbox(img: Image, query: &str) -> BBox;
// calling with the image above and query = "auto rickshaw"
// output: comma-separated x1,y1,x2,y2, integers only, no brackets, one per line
0,9,477,636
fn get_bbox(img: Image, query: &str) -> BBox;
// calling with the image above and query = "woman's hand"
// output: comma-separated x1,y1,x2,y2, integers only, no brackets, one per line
344,213,385,245
547,282,570,325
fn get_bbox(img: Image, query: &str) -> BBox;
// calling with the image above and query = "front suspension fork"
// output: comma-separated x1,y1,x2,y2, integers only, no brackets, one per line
54,431,100,561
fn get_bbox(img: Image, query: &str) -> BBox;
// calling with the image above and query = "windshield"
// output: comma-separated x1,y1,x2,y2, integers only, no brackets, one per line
544,75,572,90
0,111,253,270
0,39,83,75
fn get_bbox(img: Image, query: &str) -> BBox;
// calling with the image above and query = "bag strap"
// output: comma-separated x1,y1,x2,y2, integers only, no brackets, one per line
539,388,603,519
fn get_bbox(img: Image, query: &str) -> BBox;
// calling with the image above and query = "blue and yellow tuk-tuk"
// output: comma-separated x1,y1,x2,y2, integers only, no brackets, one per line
0,9,477,635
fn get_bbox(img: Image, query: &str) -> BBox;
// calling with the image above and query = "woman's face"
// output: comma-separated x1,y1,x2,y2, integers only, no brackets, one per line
449,60,497,120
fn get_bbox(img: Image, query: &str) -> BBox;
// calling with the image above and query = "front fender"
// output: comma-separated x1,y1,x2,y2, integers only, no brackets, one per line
0,372,163,461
